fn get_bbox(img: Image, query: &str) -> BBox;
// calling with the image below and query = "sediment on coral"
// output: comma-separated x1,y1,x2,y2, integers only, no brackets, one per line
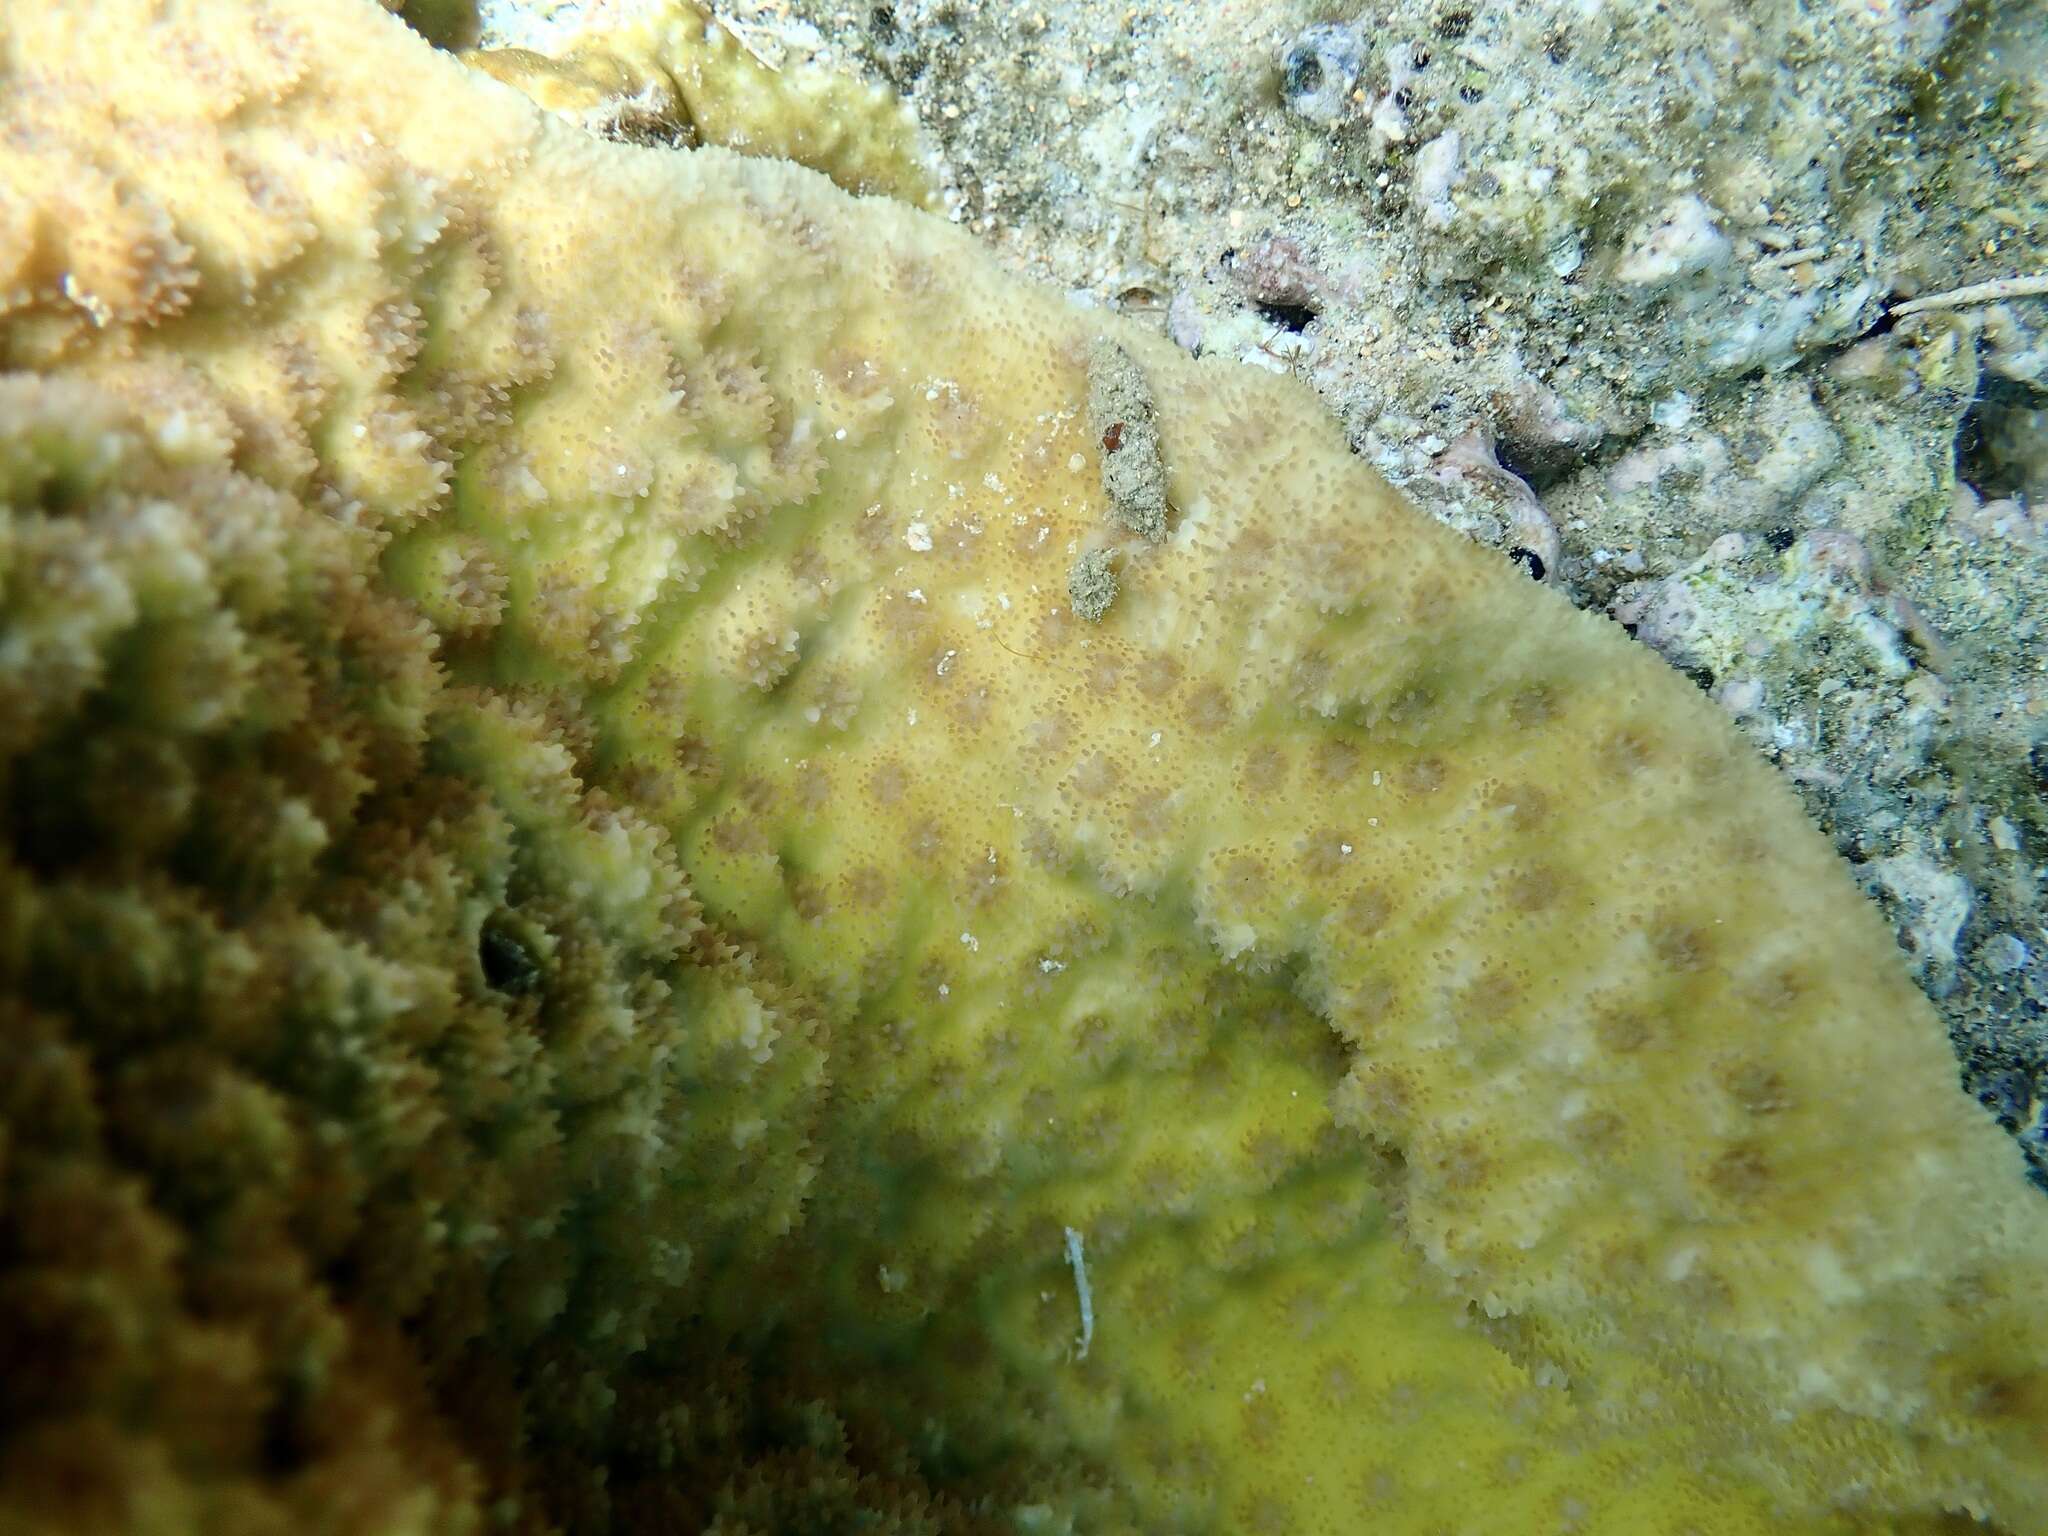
3,3,2048,1534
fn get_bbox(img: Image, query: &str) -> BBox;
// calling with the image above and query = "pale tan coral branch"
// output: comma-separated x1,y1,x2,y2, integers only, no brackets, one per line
1888,272,2048,316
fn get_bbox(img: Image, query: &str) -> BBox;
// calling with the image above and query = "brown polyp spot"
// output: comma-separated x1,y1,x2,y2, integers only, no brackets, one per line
1022,712,1072,759
610,762,668,807
888,253,937,296
945,682,995,732
1382,1377,1427,1425
842,865,889,907
1184,681,1232,732
1280,1286,1330,1340
1380,680,1437,736
1459,966,1523,1023
1343,978,1409,1040
1505,863,1563,913
926,1054,967,1102
904,817,944,860
709,811,760,855
1504,681,1559,729
1487,780,1552,832
1720,1060,1792,1115
1360,1465,1404,1512
1128,790,1174,840
1320,1356,1361,1408
1086,653,1122,695
671,733,720,782
1650,913,1714,974
854,507,896,556
1239,1489,1291,1535
1068,752,1120,798
1298,518,1365,575
738,774,778,813
867,760,908,805
1959,1369,2048,1425
1406,576,1456,627
1315,737,1363,783
787,874,830,923
1242,1127,1296,1185
1744,962,1808,1014
1138,1155,1191,1211
1336,1062,1410,1126
1035,604,1077,651
1590,1004,1653,1054
1172,1327,1218,1385
1238,743,1289,795
1297,829,1353,879
1133,651,1182,697
879,591,933,643
1346,884,1394,936
1290,649,1335,703
1021,818,1064,870
1435,1134,1492,1191
1565,1108,1625,1152
1062,1014,1114,1073
959,853,1006,909
1707,1142,1772,1202
1010,519,1057,560
1178,1431,1222,1486
1601,726,1657,778
1398,754,1448,796
1221,853,1268,903
1224,527,1276,585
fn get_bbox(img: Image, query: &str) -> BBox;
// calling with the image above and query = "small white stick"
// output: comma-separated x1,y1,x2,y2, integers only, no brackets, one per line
1063,1226,1094,1361
1888,274,2048,318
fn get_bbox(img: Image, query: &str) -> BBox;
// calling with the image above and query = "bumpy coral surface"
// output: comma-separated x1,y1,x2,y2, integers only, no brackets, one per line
2,2,2046,1533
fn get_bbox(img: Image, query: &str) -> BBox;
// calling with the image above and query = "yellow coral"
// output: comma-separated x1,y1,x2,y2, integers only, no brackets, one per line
460,0,942,207
1,2,2045,1533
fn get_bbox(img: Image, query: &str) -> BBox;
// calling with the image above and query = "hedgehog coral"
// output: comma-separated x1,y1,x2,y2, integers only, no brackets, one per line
2,2,2047,1534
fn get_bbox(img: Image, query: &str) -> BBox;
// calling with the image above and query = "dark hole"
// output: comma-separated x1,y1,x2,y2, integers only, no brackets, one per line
1392,87,1414,110
1680,664,1715,692
1437,9,1472,38
1459,82,1484,102
1256,300,1318,332
1957,374,2046,501
869,4,896,34
1508,546,1546,581
1765,527,1795,552
479,923,540,994
1412,46,1432,68
1491,433,1575,496
1283,46,1324,98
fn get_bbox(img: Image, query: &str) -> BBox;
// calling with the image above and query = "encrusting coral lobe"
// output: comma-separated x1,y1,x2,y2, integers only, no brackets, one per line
1,1,2045,1532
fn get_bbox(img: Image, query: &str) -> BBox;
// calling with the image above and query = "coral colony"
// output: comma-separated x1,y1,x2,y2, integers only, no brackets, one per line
1,3,2044,1532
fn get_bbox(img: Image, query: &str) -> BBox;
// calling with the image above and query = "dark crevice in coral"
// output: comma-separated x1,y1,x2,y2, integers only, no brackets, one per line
1957,373,2047,501
1253,299,1318,334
